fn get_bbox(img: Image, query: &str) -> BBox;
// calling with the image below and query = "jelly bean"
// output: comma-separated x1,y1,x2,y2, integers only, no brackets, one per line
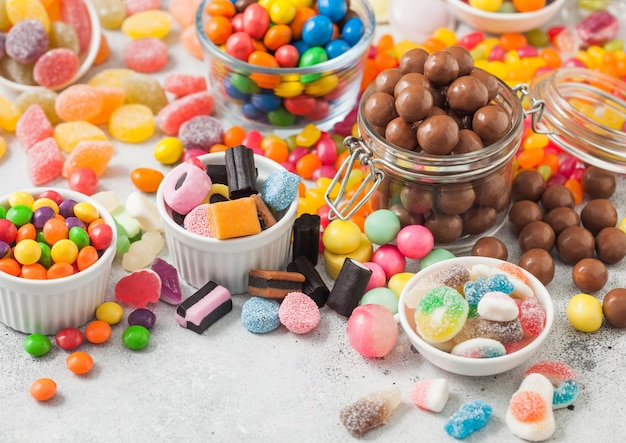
121,9,173,39
206,0,236,18
130,168,164,193
23,334,52,357
268,106,296,126
55,327,84,350
30,378,57,401
122,325,151,350
84,320,112,344
95,301,124,325
153,137,184,164
66,351,94,375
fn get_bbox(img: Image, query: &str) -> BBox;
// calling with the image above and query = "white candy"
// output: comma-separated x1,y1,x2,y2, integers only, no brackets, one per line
91,190,120,213
125,191,163,232
505,373,555,441
451,338,506,358
477,291,519,321
471,264,534,299
410,378,449,412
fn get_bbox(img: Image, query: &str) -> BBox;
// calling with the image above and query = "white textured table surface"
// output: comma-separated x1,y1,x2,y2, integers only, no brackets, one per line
1,2,626,442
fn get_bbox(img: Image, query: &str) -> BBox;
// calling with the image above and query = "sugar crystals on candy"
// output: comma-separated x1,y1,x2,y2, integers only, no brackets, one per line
339,386,401,437
241,296,281,334
278,291,320,334
444,399,493,439
506,373,555,441
410,378,449,413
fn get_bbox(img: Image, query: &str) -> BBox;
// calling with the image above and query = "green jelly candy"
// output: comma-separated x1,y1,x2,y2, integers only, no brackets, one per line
420,248,455,270
37,242,52,268
122,325,150,350
6,205,33,226
112,206,141,238
359,287,399,315
268,106,296,127
299,47,327,84
526,29,550,48
230,72,260,95
23,334,52,357
69,226,90,250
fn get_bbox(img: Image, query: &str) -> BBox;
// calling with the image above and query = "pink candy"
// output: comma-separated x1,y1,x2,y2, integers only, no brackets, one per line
371,244,406,280
410,378,449,412
346,304,398,358
157,91,215,135
33,48,79,89
15,105,53,151
115,268,162,308
124,38,168,73
278,291,321,334
163,73,207,97
27,138,63,185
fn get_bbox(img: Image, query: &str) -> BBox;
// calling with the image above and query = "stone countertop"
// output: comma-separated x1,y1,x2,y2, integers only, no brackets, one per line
1,2,626,442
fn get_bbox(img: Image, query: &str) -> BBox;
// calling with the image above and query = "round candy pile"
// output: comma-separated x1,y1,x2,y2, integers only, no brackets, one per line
198,0,370,126
0,190,114,279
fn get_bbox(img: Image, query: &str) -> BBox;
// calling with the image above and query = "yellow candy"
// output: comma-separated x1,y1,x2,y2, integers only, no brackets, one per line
51,239,79,265
387,272,415,298
108,104,155,143
5,0,50,31
73,202,99,223
323,233,373,280
618,217,626,234
121,10,173,39
0,0,10,30
296,197,318,217
13,239,42,265
0,94,22,132
31,198,59,213
95,302,124,325
567,293,603,332
322,219,362,255
305,74,339,97
274,80,305,98
8,191,35,207
0,136,5,160
88,69,134,88
303,188,326,211
296,123,321,147
153,137,184,164
432,28,457,46
54,121,108,154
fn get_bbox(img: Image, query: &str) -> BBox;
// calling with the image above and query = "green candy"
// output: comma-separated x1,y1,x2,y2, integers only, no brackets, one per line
299,47,327,84
0,206,7,218
420,248,455,270
364,209,401,245
69,226,90,250
526,29,550,48
6,205,33,226
230,72,260,95
359,287,399,315
23,334,52,357
122,325,150,350
37,242,52,269
268,106,296,127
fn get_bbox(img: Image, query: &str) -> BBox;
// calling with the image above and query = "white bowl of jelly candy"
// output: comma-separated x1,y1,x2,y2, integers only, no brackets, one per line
156,148,299,294
445,0,567,34
398,256,554,376
0,188,117,335
194,0,375,130
0,0,101,92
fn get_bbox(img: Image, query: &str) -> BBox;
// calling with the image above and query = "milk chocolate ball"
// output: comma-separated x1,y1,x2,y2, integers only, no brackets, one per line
447,75,489,115
472,104,511,146
472,236,508,260
423,50,459,86
541,184,575,212
557,226,595,265
519,220,556,252
399,47,429,74
394,72,431,96
582,166,617,199
462,207,497,235
595,227,626,264
417,114,459,155
470,68,499,101
395,85,433,123
424,213,463,243
385,117,417,150
364,92,397,128
508,200,543,233
572,258,608,293
580,199,618,235
543,207,580,236
474,173,506,208
375,68,403,95
603,288,626,328
512,169,546,202
518,248,555,286
444,46,474,76
436,185,475,215
400,186,433,214
452,129,484,154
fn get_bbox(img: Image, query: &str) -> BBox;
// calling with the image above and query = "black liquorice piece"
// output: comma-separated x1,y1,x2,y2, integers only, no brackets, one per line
326,258,372,317
292,213,321,266
175,281,233,334
225,145,258,199
205,164,229,185
287,256,329,308
247,269,305,299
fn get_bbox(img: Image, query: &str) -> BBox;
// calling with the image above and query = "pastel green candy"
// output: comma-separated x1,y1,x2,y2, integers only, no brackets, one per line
360,287,399,315
112,206,141,238
364,209,401,245
420,248,455,270
268,106,296,127
604,39,624,52
114,219,131,254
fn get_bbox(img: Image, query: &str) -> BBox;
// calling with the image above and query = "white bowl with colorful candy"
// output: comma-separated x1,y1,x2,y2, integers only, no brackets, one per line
399,256,554,376
156,149,299,294
195,0,375,130
446,0,566,34
0,0,101,92
0,188,117,335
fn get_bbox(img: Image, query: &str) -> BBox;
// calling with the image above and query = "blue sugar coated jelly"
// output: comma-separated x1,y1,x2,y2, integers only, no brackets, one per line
553,379,580,409
464,277,490,306
262,169,300,211
444,399,493,439
487,273,514,295
241,297,280,334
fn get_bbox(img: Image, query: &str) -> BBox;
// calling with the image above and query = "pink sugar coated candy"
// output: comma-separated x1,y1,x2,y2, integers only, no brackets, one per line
169,0,202,27
124,38,168,73
278,291,321,334
157,91,215,136
16,105,53,151
517,296,546,337
163,73,207,97
410,378,449,413
5,20,48,64
506,373,555,441
115,268,162,308
60,0,92,52
33,48,80,88
151,258,182,305
178,115,224,151
27,138,63,185
524,360,577,384
346,304,398,357
183,204,212,237
126,0,161,16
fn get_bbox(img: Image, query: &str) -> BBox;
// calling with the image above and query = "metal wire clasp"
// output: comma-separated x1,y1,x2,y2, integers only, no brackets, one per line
514,83,552,135
324,136,384,221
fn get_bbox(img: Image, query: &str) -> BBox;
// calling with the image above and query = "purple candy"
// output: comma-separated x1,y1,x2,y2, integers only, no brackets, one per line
0,241,10,258
65,216,86,230
32,206,55,229
5,20,49,64
128,308,156,329
58,199,77,218
151,258,182,304
178,115,224,151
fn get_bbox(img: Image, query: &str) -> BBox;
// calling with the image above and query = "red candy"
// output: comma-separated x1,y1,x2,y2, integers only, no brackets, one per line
15,105,53,151
27,138,63,185
163,73,207,96
33,48,80,89
68,167,99,195
115,268,162,308
88,223,114,250
157,91,215,135
60,0,93,52
55,327,84,350
124,37,168,73
242,3,270,40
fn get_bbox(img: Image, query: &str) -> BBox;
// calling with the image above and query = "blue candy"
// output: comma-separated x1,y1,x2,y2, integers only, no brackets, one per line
325,38,350,59
242,101,264,120
241,297,280,334
301,15,334,47
487,273,514,295
251,91,282,112
223,76,249,101
316,0,347,22
464,277,490,306
342,17,365,46
262,169,300,211
444,399,493,440
292,39,310,56
553,379,579,409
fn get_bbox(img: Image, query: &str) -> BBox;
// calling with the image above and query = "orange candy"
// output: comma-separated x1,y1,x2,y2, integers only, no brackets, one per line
296,153,322,180
21,263,48,280
130,167,164,193
84,320,112,344
181,24,203,60
205,16,232,45
16,224,36,242
93,32,111,65
290,7,316,40
66,351,94,375
55,85,104,122
209,143,229,153
87,87,126,125
264,24,292,51
512,0,546,13
517,148,544,169
43,218,69,245
564,178,583,205
223,125,246,147
264,141,289,163
77,246,99,271
205,0,236,18
47,262,74,279
540,48,561,69
0,258,22,277
30,378,57,401
500,33,528,51
62,140,115,178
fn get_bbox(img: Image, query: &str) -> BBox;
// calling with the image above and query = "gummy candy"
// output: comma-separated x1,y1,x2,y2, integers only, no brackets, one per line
278,291,320,334
163,73,207,96
5,19,49,64
124,37,168,73
121,71,168,114
445,399,492,439
451,338,506,358
453,317,524,345
60,0,93,52
55,84,104,122
150,258,181,305
178,115,224,151
15,88,60,125
108,104,155,143
27,138,63,185
121,9,173,39
414,286,469,343
115,268,162,308
53,121,108,154
33,48,79,89
339,386,401,437
91,0,126,29
517,296,547,337
15,105,53,151
157,91,215,135
87,86,126,125
506,373,555,441
410,378,449,413
49,21,80,53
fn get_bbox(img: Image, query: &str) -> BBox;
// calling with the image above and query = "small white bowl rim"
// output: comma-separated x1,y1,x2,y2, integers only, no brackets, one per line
156,153,299,247
0,0,102,92
0,187,117,290
447,0,566,22
398,256,554,370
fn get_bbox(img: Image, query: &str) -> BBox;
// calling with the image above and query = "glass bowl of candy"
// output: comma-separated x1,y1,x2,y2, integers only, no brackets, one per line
156,149,300,294
0,0,101,92
195,0,375,131
445,0,567,34
398,256,554,376
0,188,117,335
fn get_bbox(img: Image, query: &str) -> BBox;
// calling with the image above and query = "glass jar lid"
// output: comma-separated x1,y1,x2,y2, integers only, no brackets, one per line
526,67,626,173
